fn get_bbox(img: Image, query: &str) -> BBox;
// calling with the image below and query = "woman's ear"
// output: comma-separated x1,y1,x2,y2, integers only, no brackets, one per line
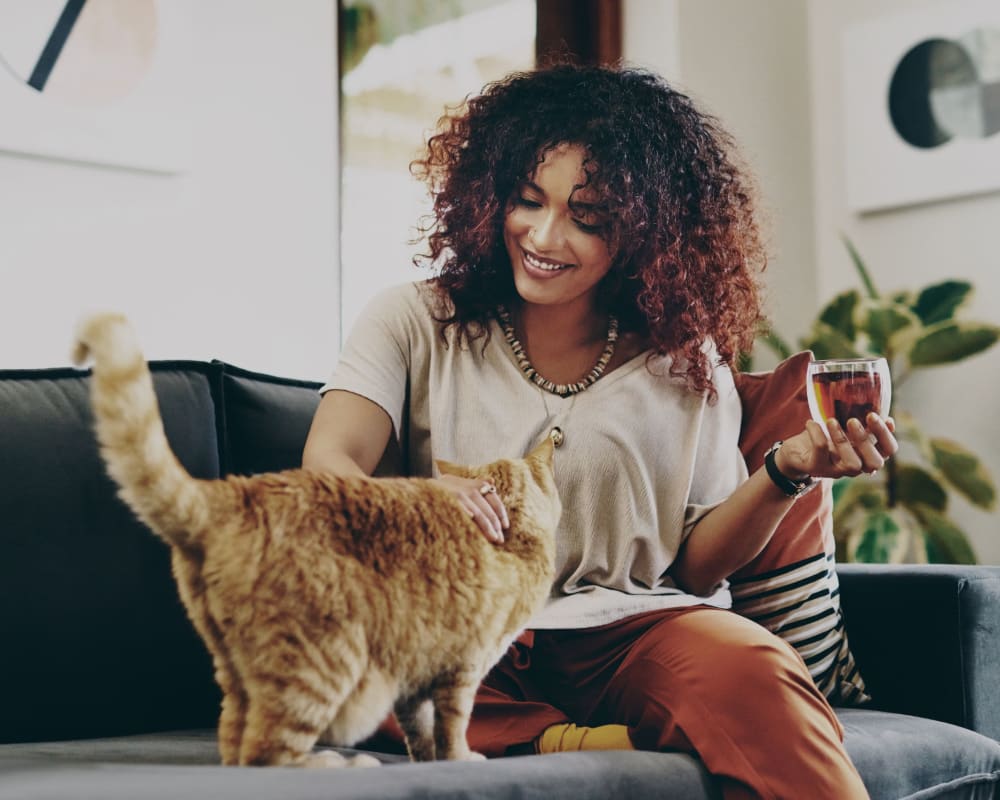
526,437,555,467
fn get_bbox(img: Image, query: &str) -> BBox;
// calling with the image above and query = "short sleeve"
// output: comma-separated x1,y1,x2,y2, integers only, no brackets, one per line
682,361,749,535
320,284,414,437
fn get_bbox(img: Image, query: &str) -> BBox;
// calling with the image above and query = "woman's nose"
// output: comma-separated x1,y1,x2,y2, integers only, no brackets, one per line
531,212,564,251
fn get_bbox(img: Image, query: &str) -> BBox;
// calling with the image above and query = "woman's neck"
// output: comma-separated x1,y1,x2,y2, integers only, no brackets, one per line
516,300,607,353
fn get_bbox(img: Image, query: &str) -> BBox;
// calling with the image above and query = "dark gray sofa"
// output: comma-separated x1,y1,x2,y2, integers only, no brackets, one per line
2,360,999,800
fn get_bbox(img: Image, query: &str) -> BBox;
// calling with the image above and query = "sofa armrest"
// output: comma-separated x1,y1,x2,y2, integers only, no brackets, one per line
837,563,1000,741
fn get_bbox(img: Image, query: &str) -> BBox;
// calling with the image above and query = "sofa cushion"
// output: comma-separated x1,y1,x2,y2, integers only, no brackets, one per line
215,361,323,476
0,363,222,744
217,361,404,477
838,708,1000,799
839,564,1000,741
732,351,869,705
0,731,718,800
2,710,998,800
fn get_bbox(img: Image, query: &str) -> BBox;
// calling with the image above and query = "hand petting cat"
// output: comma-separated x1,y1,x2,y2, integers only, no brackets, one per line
434,474,510,543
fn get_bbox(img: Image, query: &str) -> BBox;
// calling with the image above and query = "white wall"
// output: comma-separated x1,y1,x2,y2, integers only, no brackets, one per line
0,0,339,381
809,0,1000,564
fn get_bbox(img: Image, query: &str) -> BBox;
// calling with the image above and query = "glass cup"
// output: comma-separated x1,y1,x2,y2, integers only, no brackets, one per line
806,357,892,430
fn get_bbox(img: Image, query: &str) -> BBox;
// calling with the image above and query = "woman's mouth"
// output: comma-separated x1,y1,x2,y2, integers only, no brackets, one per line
522,248,573,273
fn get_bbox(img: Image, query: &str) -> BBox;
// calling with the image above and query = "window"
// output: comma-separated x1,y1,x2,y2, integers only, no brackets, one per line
338,0,620,337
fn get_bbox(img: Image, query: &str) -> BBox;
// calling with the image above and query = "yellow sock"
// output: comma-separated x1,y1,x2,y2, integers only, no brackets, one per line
536,723,634,753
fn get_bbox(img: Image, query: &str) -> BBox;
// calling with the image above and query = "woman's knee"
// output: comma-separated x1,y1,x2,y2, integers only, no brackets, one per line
611,611,826,726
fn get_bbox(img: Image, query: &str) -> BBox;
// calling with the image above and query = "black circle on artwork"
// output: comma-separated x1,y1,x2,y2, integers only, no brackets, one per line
888,38,974,149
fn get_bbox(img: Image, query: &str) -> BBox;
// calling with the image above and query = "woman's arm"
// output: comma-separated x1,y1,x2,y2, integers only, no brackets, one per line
301,389,509,542
302,390,394,477
672,414,897,597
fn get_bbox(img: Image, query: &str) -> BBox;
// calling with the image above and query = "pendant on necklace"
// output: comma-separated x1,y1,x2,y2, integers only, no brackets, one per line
549,426,565,448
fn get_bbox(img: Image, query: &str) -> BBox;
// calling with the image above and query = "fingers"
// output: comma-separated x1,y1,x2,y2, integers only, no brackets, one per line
804,419,829,453
845,418,883,474
866,413,899,455
461,481,507,543
481,483,510,531
822,413,899,477
436,474,508,543
466,499,505,543
825,418,865,474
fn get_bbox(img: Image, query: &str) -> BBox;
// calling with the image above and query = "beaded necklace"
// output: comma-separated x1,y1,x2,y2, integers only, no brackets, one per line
496,305,619,397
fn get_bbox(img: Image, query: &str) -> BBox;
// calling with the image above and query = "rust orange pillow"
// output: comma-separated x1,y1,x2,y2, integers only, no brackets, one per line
732,351,869,705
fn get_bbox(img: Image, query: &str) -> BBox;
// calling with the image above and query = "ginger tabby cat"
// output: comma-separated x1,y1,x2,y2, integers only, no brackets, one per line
73,313,561,767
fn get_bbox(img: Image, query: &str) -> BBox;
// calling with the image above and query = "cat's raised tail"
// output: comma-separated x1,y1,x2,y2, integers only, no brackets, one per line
73,313,208,550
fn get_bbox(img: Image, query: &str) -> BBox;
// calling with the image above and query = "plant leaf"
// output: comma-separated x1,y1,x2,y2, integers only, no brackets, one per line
802,322,863,360
833,476,886,536
852,510,900,563
908,321,1000,367
912,280,972,325
831,476,851,506
841,234,880,299
858,301,920,356
911,505,978,564
758,328,793,360
818,290,859,341
930,437,998,509
895,463,948,511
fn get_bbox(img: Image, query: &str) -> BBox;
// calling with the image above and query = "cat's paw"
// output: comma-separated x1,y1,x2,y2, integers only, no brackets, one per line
301,750,349,769
347,753,382,768
456,751,487,762
302,750,383,769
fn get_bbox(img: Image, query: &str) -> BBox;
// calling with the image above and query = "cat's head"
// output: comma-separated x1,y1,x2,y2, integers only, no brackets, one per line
435,438,561,538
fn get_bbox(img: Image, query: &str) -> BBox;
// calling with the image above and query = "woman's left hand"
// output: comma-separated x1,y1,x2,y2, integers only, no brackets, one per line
776,413,899,481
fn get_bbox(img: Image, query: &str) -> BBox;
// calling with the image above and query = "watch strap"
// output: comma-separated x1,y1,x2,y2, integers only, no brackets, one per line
764,441,815,497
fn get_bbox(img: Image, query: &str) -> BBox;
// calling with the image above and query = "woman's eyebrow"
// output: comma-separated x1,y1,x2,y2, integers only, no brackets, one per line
521,180,605,214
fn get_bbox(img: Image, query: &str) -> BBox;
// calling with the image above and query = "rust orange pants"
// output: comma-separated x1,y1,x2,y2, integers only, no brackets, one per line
376,606,869,800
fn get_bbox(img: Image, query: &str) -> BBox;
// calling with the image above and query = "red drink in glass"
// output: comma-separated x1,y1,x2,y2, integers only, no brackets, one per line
806,358,891,428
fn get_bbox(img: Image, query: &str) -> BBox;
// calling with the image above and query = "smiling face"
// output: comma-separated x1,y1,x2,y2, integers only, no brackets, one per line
503,143,613,314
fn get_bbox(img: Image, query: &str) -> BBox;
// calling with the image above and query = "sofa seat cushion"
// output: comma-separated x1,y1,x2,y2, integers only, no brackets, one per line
0,731,717,800
839,708,1000,799
3,710,1000,800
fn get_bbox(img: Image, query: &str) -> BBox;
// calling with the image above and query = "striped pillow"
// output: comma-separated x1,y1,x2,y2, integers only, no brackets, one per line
732,352,870,705
728,489,868,703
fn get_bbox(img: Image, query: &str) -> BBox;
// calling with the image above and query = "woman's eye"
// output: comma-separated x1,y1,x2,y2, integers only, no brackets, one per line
573,219,603,235
516,196,542,208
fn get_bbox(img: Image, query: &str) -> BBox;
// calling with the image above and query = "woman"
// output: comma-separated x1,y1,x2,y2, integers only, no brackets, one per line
303,63,895,799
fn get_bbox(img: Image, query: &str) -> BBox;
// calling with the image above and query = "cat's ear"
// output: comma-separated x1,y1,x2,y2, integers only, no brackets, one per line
526,436,555,468
434,459,467,478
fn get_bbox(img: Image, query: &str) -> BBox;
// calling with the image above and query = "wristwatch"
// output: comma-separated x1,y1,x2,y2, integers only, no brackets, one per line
763,440,815,498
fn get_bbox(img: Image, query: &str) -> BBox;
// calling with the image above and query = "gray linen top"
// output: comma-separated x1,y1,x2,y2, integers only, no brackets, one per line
322,281,748,629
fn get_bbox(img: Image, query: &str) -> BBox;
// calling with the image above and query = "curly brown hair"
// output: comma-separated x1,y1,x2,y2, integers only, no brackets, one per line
411,62,767,396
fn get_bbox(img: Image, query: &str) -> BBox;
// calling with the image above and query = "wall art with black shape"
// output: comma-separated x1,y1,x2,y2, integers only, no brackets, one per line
0,0,191,173
844,0,1000,213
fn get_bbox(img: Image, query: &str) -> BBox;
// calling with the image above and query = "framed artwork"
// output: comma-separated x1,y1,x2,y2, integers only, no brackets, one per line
0,0,191,173
843,0,1000,213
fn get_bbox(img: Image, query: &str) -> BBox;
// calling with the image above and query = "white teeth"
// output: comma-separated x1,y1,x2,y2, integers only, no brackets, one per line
523,250,570,271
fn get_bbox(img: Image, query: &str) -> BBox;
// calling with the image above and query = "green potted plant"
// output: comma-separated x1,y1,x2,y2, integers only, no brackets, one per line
762,236,1000,563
